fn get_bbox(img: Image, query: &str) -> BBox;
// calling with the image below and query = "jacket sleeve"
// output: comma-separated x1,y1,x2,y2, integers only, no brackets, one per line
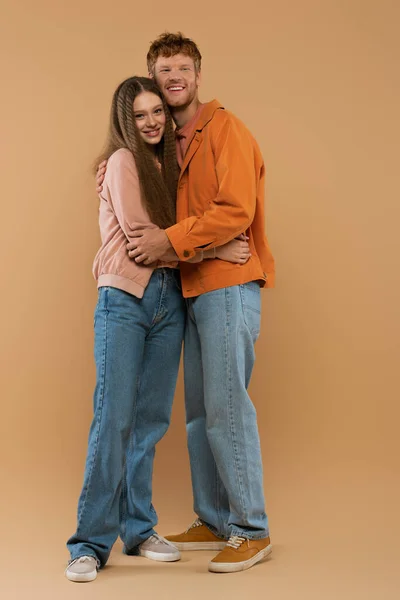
101,150,149,241
165,119,258,260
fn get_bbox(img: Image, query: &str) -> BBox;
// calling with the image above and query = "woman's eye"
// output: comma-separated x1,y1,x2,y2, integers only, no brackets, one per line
155,108,163,114
135,114,144,119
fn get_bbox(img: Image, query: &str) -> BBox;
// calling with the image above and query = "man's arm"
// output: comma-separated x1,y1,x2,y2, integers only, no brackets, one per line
166,119,259,260
157,235,250,263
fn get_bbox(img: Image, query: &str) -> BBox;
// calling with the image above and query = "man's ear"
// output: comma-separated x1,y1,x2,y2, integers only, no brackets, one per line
149,72,154,79
196,70,202,86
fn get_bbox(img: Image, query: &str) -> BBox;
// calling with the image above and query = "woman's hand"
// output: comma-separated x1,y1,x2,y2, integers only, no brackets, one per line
216,237,251,264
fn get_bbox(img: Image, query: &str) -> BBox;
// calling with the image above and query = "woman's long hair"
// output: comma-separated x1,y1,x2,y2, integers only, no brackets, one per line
95,76,178,229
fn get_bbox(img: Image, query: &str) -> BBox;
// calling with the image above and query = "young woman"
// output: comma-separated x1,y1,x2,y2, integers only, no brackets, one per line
65,76,250,582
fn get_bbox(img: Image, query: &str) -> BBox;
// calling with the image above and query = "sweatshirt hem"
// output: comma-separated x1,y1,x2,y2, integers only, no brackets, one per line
97,273,148,299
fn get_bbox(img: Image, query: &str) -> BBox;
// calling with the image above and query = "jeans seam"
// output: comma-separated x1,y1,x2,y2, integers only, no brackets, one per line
214,456,222,535
151,270,167,326
225,287,247,519
77,291,108,528
239,284,260,340
186,298,195,324
120,373,140,545
120,460,128,539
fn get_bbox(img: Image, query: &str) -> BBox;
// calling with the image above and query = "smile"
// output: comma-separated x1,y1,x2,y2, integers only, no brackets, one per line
167,86,185,92
143,129,161,137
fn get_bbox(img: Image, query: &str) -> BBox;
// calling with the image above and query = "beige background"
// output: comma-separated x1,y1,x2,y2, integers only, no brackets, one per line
1,1,399,598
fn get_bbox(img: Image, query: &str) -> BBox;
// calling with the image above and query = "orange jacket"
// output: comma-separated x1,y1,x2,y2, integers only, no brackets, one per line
166,100,275,298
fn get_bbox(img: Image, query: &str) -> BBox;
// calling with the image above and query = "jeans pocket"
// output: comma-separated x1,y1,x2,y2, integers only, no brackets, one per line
239,282,261,340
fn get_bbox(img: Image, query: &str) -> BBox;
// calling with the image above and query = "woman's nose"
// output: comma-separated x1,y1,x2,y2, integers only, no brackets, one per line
145,114,156,127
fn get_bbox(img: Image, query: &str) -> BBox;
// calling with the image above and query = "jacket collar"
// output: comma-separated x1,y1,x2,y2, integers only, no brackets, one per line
194,100,224,131
178,100,224,179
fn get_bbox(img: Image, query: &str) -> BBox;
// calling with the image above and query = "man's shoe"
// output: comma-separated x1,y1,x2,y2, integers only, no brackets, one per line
65,556,98,582
165,518,226,551
208,535,272,573
138,533,181,562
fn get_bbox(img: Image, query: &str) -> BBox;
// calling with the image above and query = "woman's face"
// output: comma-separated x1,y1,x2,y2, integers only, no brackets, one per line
133,91,166,145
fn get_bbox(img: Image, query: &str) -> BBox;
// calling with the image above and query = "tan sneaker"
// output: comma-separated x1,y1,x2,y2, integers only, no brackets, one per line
208,535,272,573
165,518,226,551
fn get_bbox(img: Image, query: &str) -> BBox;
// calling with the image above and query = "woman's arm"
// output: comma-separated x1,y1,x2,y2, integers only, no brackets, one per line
102,150,153,242
161,236,251,265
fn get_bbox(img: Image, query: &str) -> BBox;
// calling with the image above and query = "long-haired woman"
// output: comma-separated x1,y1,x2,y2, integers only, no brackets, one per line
65,76,249,582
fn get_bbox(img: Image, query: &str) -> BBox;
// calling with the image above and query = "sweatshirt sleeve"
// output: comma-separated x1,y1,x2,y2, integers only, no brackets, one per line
101,149,149,241
165,119,258,260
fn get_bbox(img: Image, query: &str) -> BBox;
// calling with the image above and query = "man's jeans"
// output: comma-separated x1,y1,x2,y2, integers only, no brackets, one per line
184,282,269,540
67,269,185,566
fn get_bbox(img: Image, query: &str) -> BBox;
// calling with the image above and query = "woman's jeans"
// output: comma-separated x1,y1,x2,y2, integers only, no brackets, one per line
67,269,185,566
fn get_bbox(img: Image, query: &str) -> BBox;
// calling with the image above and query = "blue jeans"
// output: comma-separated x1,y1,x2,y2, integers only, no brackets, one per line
184,282,269,540
67,269,185,566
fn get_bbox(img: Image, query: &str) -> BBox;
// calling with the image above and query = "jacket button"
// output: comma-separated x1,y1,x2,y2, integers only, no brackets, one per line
183,250,190,257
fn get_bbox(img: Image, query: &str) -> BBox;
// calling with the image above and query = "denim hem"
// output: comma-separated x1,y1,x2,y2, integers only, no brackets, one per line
123,528,157,555
202,519,229,541
68,553,101,569
123,545,140,556
230,528,270,541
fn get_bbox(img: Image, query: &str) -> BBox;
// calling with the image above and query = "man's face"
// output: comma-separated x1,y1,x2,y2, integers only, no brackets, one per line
152,53,201,109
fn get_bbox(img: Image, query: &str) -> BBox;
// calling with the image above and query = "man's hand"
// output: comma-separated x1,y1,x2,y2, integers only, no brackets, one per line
127,226,173,265
96,160,107,194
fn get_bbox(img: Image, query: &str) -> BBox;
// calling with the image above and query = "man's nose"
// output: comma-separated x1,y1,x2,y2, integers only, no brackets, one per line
168,69,182,81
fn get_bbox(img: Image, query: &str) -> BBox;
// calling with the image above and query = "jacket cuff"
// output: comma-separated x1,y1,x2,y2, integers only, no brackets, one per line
165,223,196,261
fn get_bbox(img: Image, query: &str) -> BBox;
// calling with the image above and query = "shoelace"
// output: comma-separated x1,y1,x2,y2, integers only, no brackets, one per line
226,535,246,549
185,518,203,533
69,555,99,568
147,533,175,547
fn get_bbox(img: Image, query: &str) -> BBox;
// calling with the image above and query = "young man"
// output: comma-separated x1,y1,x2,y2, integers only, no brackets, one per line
98,32,275,573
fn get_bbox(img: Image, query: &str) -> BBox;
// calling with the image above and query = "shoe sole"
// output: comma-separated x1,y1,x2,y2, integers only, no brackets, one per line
65,570,97,582
170,541,226,551
208,544,272,573
138,549,181,562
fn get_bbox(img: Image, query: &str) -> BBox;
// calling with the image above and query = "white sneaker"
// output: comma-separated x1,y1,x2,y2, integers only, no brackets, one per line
65,555,98,582
138,533,181,562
